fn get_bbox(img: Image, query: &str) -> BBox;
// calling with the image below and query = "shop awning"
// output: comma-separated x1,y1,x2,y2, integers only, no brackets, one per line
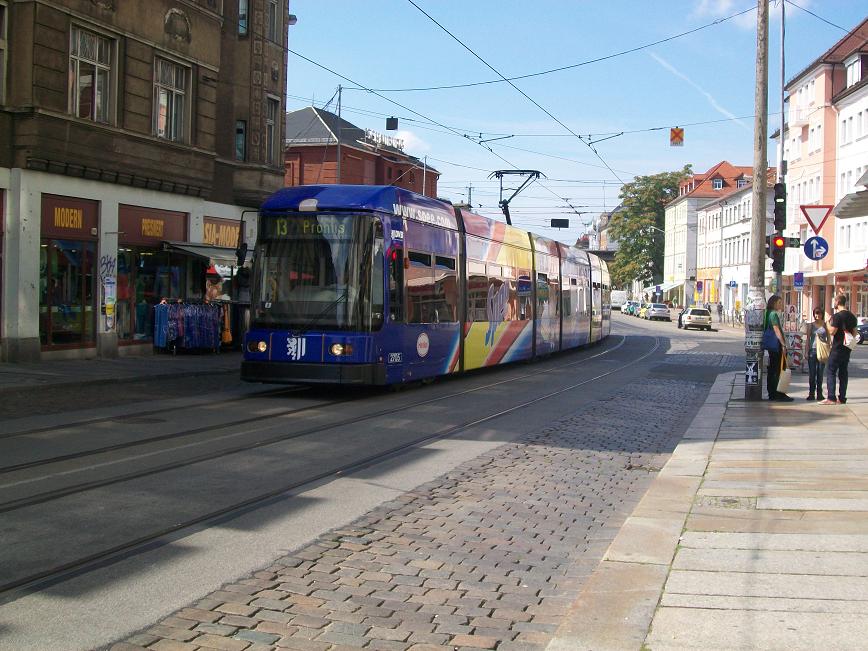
834,170,868,219
164,241,240,266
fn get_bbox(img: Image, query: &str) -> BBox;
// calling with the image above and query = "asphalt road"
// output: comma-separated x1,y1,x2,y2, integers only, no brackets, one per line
0,313,745,650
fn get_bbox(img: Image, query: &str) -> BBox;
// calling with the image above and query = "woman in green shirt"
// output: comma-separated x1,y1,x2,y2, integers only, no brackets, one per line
765,295,792,401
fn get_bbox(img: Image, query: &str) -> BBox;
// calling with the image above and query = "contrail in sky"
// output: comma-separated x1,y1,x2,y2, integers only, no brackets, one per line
649,52,751,132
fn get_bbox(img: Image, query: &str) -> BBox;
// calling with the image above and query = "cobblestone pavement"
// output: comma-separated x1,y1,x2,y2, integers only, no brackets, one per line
659,352,742,367
112,375,713,651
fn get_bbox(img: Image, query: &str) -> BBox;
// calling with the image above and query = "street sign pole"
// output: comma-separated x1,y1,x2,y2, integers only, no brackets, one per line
746,0,769,401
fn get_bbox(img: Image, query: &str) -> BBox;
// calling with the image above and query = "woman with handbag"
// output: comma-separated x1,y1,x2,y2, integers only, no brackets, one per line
763,295,793,402
804,307,829,401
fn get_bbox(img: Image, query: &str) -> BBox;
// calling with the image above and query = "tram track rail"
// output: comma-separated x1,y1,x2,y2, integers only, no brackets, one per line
0,335,627,477
0,385,309,441
0,334,657,599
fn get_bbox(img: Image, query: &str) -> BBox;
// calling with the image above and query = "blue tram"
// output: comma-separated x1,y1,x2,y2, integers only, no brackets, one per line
241,185,610,386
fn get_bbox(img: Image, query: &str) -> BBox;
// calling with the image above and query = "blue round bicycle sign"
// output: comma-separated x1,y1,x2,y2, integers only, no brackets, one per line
804,236,829,261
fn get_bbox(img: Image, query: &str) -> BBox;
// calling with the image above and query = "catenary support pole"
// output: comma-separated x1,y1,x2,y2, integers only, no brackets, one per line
746,0,770,401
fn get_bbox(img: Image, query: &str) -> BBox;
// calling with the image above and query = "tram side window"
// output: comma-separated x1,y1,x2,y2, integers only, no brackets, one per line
407,251,434,324
388,247,404,322
487,263,521,322
467,260,487,322
564,277,578,315
434,255,458,323
517,269,532,320
537,272,551,318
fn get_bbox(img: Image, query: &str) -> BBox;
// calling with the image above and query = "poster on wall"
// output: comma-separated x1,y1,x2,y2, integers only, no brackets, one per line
103,277,116,331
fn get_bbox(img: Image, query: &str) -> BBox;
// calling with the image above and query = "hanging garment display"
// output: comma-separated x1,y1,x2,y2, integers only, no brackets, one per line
153,302,228,352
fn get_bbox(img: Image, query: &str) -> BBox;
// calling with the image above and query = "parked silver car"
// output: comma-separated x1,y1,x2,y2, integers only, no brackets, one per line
682,307,712,330
645,303,671,321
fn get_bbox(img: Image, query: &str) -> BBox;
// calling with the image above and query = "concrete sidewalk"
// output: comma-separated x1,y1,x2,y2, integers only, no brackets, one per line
550,364,868,650
0,350,241,392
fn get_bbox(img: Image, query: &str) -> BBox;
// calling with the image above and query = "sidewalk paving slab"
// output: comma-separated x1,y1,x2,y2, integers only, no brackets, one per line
548,364,868,651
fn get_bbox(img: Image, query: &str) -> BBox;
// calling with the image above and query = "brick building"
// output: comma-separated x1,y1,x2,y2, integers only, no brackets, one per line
283,107,439,197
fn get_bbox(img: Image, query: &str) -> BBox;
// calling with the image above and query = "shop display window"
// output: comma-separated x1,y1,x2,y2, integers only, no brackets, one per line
39,240,96,346
116,248,184,342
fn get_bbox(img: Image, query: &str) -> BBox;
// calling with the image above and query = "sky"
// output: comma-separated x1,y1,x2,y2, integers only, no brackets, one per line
284,1,866,245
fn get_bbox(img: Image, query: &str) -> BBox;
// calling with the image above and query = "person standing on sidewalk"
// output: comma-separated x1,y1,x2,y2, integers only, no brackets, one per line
717,302,723,323
821,294,858,405
764,295,793,402
803,307,827,401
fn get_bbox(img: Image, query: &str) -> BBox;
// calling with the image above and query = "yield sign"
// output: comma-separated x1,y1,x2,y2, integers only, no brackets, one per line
800,205,833,235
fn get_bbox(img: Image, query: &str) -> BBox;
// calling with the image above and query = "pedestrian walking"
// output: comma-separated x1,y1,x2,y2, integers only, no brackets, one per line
762,295,793,402
717,302,723,322
820,294,859,405
803,307,828,401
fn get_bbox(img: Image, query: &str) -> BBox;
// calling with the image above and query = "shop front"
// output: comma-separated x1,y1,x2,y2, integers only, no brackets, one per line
164,215,250,348
117,205,187,344
39,194,99,349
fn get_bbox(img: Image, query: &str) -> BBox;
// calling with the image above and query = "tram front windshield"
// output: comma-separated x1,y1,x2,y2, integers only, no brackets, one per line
253,213,384,331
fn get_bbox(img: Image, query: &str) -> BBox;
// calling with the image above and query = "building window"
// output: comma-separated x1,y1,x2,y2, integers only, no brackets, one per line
154,57,188,142
712,178,723,190
737,178,747,188
265,97,279,164
238,0,248,36
235,120,246,161
266,0,279,42
69,26,113,123
846,56,861,88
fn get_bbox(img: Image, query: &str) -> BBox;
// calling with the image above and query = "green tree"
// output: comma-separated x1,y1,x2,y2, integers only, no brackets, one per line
608,165,692,288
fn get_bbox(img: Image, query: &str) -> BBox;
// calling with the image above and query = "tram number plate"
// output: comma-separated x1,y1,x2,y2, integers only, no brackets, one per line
388,352,403,364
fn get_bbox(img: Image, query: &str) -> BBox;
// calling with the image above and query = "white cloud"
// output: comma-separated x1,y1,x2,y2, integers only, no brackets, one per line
649,52,751,132
395,129,430,154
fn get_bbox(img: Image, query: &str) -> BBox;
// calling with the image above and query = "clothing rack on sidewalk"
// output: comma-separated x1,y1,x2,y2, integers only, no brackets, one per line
153,301,229,353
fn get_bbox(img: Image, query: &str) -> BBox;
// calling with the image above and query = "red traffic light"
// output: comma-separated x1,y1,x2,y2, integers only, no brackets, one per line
772,235,786,248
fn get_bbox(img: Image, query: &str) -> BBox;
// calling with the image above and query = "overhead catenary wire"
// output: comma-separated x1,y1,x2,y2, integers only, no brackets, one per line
358,4,757,93
405,0,626,186
784,0,851,32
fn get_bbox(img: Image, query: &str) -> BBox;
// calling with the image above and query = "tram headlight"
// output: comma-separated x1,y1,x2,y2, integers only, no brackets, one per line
247,340,268,353
330,343,353,356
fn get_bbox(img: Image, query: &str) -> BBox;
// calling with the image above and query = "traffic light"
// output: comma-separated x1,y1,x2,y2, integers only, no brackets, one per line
767,233,786,273
773,182,786,231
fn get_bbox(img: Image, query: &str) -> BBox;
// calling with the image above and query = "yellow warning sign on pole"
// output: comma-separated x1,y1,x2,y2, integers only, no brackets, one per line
670,127,684,147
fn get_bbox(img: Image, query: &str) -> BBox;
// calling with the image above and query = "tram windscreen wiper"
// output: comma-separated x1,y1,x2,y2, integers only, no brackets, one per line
295,290,348,333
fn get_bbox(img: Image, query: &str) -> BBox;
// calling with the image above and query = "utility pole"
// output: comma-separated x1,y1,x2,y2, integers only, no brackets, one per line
777,0,786,294
336,85,342,184
467,183,473,206
422,156,427,196
746,0,770,401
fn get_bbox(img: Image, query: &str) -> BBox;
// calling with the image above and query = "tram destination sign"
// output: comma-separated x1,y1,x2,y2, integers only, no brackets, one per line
265,216,351,240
